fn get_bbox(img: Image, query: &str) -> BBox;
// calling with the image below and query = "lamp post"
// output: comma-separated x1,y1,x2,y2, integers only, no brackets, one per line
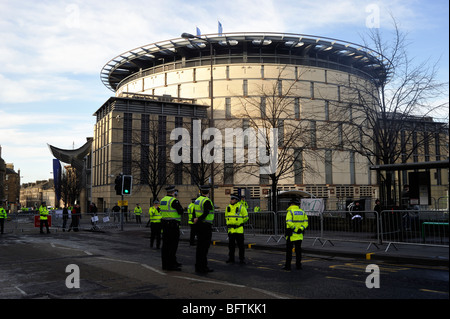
181,33,215,202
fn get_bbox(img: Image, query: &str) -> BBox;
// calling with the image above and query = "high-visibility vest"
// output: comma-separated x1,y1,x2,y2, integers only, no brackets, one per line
39,206,49,221
187,203,195,225
226,202,248,234
134,206,142,215
194,196,214,224
159,196,181,222
149,206,162,223
285,205,308,241
0,207,7,219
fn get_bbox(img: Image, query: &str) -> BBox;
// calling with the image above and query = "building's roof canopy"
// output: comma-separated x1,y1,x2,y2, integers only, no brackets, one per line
101,32,390,92
48,138,92,171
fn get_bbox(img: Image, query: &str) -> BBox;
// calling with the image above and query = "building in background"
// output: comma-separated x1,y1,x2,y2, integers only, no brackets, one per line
97,32,447,211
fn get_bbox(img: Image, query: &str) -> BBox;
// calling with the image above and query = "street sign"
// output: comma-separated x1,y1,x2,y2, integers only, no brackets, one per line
34,215,52,227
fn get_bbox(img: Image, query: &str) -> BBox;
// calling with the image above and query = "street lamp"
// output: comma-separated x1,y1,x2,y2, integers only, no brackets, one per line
181,32,215,202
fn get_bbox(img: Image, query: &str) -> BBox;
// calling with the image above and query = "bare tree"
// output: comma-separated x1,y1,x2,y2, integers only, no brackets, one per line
235,67,331,212
60,167,81,206
334,16,449,204
132,116,175,202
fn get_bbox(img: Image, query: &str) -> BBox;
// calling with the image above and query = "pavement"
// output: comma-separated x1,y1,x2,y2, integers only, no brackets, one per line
184,229,449,267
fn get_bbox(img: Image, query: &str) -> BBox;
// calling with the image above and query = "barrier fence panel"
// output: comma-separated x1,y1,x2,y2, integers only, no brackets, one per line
317,211,380,246
380,210,449,246
5,208,448,249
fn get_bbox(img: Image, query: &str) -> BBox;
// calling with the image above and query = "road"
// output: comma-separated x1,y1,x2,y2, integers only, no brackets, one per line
1,228,448,303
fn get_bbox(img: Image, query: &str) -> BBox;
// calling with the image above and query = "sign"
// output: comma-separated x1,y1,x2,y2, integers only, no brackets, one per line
301,198,324,216
118,200,128,206
34,215,52,227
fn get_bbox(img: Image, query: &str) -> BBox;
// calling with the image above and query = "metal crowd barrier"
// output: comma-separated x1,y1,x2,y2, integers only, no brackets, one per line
3,209,448,251
2,211,121,233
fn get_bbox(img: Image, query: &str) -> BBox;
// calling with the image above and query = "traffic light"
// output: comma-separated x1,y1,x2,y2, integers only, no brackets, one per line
114,174,123,195
122,175,133,195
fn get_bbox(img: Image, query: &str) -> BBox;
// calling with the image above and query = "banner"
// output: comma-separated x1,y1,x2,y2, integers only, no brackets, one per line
53,159,62,203
301,198,324,216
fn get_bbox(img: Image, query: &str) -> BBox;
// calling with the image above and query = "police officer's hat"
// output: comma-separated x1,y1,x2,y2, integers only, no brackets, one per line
165,185,176,192
289,198,300,205
153,200,159,204
199,185,211,193
230,194,240,201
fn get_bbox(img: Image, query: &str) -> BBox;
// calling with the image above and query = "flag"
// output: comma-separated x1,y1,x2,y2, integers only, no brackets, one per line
218,21,223,36
196,27,201,36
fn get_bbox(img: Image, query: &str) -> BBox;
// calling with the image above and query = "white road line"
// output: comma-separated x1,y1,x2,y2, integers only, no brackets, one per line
141,264,167,276
15,286,27,296
173,275,246,288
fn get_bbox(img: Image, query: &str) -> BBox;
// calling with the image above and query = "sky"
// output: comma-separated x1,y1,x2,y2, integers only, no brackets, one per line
0,0,448,184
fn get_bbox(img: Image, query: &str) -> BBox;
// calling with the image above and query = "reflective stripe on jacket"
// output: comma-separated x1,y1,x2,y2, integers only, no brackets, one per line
187,203,195,225
159,196,180,221
226,202,248,234
39,206,49,220
194,196,214,224
149,206,162,223
285,205,308,241
0,208,7,219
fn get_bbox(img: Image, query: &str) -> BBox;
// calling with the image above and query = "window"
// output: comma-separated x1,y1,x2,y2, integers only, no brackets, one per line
260,97,266,118
225,97,231,119
224,163,234,184
294,148,303,184
310,121,317,148
123,113,132,175
350,151,355,185
158,116,167,184
294,98,300,119
325,150,333,185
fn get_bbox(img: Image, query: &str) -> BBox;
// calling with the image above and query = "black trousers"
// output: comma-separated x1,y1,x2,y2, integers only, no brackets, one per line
228,232,245,262
285,238,302,268
150,222,162,248
189,224,197,245
161,220,180,269
0,219,4,234
195,222,212,271
40,219,50,233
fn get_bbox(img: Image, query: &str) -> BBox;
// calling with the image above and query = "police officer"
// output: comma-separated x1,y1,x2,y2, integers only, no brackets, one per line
134,203,142,224
226,194,249,264
193,185,214,273
149,200,162,249
187,198,197,246
160,186,184,271
0,200,7,234
39,202,50,234
283,198,308,270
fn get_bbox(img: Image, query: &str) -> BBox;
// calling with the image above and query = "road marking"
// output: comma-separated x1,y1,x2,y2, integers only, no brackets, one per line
420,289,448,295
141,264,167,276
251,287,290,299
15,286,27,296
173,275,246,288
330,263,410,273
326,276,365,284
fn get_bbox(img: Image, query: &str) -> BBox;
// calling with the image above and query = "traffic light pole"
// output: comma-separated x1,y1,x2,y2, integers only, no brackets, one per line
120,194,124,231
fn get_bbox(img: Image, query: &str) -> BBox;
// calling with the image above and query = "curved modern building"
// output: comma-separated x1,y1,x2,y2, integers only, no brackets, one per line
95,32,389,210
